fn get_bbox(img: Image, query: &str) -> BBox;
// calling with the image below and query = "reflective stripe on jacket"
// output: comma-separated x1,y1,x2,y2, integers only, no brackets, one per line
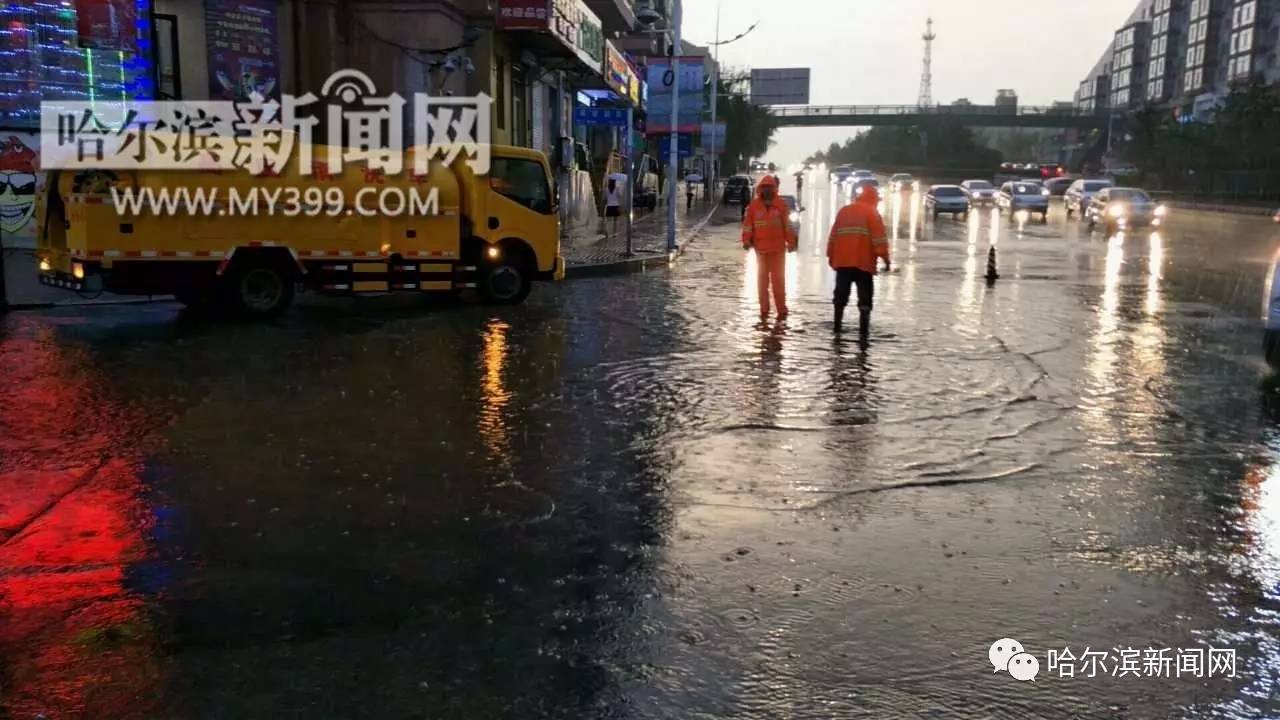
827,199,888,272
742,199,796,253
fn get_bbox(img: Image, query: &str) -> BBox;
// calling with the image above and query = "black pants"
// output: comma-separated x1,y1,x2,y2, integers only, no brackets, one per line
834,268,874,310
687,193,694,210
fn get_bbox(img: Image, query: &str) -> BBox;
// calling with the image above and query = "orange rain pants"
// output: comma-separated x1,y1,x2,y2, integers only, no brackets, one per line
756,250,787,317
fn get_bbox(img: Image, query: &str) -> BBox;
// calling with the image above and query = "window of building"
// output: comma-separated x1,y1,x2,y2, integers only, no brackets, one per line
1192,0,1210,19
510,63,527,148
1229,54,1253,79
1185,67,1203,89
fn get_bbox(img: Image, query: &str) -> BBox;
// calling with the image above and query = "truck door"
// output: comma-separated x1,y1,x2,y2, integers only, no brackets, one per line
486,156,558,272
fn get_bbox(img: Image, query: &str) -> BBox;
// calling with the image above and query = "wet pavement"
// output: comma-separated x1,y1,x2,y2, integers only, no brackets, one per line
3,177,1280,718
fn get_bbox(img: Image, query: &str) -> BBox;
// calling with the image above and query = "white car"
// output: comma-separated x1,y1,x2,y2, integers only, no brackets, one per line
1064,179,1114,220
960,179,997,206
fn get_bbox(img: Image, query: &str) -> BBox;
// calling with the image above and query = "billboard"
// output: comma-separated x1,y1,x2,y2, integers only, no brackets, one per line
700,122,725,153
205,0,281,101
646,57,703,134
750,67,810,106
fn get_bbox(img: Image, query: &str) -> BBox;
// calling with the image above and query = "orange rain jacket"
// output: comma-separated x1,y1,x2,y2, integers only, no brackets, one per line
827,187,889,272
741,176,797,254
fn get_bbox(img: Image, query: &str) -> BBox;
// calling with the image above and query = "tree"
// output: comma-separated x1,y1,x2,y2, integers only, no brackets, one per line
805,121,1001,170
714,70,779,174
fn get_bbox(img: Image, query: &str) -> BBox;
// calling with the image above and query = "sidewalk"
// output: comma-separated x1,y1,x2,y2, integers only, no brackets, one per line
3,247,158,309
563,198,722,276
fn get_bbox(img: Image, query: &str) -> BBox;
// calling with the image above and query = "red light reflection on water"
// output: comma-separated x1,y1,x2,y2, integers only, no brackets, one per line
0,323,163,719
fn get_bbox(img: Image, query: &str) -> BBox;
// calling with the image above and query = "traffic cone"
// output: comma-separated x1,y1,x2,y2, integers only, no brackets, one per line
985,245,1000,286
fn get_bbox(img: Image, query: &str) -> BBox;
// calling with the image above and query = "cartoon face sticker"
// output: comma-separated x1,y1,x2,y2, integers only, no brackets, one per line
0,136,37,235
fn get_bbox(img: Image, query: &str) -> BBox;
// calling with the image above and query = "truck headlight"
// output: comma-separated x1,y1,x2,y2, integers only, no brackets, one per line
72,262,85,280
38,257,51,272
486,246,501,260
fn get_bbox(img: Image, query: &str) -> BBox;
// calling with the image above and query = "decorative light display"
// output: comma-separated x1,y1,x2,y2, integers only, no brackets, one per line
0,0,152,127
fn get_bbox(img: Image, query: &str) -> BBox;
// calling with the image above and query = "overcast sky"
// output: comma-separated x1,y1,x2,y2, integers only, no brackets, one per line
680,0,1138,169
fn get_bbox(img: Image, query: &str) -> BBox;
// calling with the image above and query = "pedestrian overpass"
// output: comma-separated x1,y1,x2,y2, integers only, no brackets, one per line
767,104,1107,130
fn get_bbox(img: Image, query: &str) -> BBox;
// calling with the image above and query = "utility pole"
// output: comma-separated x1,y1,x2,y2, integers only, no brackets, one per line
707,1,720,197
666,0,682,254
917,17,936,108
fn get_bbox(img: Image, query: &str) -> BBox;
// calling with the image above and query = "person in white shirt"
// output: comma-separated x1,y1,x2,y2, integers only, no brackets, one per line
603,174,625,238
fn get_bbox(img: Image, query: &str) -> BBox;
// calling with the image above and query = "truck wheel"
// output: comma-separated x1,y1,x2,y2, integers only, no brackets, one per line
222,259,295,318
480,259,532,305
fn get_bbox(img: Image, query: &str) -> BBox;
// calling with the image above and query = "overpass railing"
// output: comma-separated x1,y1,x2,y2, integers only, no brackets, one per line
768,104,1106,120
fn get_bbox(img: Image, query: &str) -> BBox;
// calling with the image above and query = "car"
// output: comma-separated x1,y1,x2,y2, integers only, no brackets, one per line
925,184,970,220
960,180,998,206
889,173,918,193
1043,176,1074,196
1038,163,1067,180
633,153,661,209
723,175,754,205
1086,187,1167,235
1274,208,1280,223
1064,178,1114,219
997,180,1050,223
852,169,875,181
830,164,854,184
780,194,802,232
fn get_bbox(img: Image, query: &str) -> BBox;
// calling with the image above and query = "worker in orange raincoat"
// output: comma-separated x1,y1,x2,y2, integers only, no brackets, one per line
741,175,798,321
827,184,889,335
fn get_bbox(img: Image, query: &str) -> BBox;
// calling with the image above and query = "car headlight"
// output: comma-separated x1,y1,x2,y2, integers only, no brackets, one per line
1108,204,1127,218
789,211,800,223
1041,189,1051,196
855,186,864,196
1154,204,1168,217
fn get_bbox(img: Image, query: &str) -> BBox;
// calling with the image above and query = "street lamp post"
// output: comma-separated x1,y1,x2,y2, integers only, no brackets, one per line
666,0,682,254
708,2,720,197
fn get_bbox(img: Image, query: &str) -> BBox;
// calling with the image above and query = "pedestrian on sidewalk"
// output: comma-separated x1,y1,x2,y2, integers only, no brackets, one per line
603,175,623,238
741,175,798,322
684,171,703,212
826,184,889,336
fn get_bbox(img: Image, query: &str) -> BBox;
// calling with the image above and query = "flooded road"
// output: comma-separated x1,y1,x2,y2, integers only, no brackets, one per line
3,177,1280,718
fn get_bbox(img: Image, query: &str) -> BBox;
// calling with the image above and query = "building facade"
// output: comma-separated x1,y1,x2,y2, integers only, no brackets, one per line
1075,0,1280,120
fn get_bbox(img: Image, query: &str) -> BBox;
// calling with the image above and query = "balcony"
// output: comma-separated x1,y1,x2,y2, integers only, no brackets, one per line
585,0,636,32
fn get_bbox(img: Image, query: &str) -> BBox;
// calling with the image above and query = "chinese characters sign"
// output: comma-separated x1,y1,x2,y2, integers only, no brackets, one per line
205,0,280,101
573,106,627,128
604,42,634,103
496,0,548,29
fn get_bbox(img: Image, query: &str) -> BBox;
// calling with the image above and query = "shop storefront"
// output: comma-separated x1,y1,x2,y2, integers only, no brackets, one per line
0,0,153,247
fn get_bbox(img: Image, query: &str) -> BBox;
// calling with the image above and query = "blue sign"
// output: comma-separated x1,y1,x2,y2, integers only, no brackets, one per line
659,134,692,159
573,106,629,127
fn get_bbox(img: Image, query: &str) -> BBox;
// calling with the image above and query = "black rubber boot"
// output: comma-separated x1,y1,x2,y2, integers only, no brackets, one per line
834,305,845,333
858,308,871,337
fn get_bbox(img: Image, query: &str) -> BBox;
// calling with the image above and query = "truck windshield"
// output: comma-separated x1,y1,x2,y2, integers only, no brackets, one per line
491,158,552,214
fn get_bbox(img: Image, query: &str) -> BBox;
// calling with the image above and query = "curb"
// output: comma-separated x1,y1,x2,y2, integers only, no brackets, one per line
564,202,721,279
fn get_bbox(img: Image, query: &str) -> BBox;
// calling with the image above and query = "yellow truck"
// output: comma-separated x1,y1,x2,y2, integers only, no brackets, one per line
36,144,564,317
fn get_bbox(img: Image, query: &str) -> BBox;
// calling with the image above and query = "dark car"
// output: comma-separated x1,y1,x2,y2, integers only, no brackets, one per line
723,175,754,205
997,181,1050,223
1086,187,1167,234
1043,176,1074,196
925,185,970,220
